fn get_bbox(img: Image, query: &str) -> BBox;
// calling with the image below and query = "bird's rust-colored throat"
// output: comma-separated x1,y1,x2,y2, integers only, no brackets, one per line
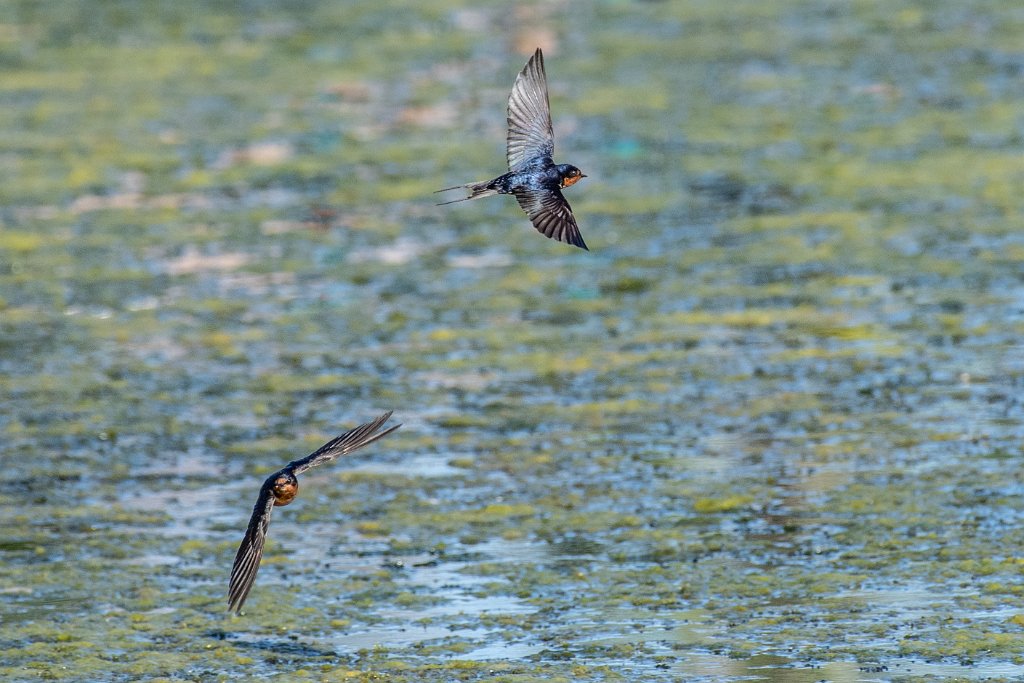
561,173,586,188
272,476,298,506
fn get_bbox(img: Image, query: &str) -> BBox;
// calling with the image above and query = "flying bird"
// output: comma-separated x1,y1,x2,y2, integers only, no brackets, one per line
437,48,589,250
227,411,400,614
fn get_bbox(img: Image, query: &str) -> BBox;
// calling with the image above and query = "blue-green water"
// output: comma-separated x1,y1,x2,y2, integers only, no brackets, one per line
3,1,1024,681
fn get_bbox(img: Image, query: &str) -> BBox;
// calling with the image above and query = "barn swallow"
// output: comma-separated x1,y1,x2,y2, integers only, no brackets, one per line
437,48,589,250
227,411,400,614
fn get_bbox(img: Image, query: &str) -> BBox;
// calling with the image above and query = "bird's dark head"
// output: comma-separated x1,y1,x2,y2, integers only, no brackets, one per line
557,165,587,188
271,472,298,506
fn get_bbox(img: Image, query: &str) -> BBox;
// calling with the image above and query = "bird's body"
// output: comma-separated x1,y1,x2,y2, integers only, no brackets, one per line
437,48,589,250
227,411,400,614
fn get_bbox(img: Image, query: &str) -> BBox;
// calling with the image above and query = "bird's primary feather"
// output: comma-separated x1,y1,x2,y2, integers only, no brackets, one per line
506,48,555,172
288,410,398,476
514,187,587,250
228,486,276,614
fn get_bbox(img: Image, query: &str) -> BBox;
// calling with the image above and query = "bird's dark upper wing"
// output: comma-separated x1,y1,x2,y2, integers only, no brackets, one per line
506,48,554,172
514,188,588,250
228,481,277,614
287,411,399,476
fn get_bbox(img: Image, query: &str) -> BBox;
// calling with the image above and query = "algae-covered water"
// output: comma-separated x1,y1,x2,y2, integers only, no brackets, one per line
3,1,1024,681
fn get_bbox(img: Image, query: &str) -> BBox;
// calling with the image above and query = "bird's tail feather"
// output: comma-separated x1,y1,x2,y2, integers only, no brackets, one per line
435,180,498,205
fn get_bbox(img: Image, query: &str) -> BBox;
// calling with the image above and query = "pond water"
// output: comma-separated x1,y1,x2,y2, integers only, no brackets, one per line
3,1,1024,681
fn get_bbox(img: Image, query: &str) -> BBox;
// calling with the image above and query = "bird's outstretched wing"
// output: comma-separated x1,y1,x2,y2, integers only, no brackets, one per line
506,48,554,172
228,483,277,614
514,188,588,250
287,411,399,476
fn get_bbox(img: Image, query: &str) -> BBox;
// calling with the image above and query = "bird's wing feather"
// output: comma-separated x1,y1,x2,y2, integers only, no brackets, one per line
506,48,554,172
514,188,588,250
228,483,276,614
287,411,399,475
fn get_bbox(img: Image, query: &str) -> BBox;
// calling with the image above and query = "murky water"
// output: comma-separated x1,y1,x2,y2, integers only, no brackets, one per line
3,1,1024,681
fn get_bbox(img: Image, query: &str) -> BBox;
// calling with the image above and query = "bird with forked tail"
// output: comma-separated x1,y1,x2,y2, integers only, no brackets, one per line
437,48,589,250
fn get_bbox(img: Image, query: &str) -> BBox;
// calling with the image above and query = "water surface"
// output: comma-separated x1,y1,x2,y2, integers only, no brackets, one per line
3,1,1024,681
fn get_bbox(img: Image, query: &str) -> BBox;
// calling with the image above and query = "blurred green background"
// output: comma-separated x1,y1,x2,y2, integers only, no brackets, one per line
3,1,1024,681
